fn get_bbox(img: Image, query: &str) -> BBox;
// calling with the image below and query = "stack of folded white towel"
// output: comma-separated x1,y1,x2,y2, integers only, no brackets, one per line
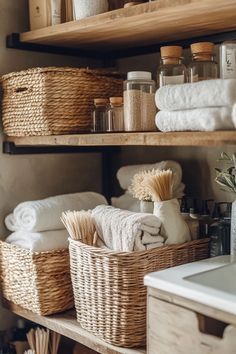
111,160,185,211
92,205,165,251
5,192,107,252
155,79,236,131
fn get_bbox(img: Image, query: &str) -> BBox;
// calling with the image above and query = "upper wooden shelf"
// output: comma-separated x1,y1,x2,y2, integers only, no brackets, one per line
6,131,236,148
8,303,145,354
15,0,236,56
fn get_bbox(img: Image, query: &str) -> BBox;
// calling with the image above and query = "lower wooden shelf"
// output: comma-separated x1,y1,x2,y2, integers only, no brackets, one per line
6,131,236,147
7,303,146,354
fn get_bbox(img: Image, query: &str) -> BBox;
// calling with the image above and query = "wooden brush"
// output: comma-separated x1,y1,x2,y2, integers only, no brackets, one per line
50,331,61,354
61,210,96,246
144,169,173,202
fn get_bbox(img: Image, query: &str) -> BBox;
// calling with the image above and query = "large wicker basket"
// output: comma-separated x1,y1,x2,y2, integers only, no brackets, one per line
0,241,74,315
69,238,210,348
1,67,123,137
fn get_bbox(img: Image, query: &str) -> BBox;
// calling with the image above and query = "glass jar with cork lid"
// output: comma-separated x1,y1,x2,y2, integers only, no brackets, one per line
188,42,218,82
91,98,108,133
158,45,187,87
106,97,124,132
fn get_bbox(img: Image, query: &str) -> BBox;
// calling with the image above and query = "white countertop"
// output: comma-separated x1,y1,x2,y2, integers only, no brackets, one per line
144,256,236,315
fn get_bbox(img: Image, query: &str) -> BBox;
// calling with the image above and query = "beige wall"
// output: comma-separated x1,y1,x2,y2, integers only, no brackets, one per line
0,0,102,329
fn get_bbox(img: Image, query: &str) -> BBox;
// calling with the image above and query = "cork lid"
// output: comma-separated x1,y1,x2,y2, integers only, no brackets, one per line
191,42,214,54
160,46,183,58
109,97,123,105
94,98,109,105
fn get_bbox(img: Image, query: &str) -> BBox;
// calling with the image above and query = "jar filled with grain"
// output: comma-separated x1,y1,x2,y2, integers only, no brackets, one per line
188,42,218,82
158,46,187,87
91,98,108,132
124,71,156,131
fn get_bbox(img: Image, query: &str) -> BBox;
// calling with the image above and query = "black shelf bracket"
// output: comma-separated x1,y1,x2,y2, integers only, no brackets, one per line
6,33,105,59
7,30,236,60
3,141,119,155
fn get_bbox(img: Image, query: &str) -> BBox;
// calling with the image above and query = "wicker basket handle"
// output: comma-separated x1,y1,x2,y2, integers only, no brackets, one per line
14,87,28,93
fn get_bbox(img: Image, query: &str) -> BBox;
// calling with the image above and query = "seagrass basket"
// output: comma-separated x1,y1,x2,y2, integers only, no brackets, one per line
1,67,123,136
69,238,210,348
0,241,74,315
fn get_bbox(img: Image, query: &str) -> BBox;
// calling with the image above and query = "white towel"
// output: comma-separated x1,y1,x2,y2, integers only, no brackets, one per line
116,160,183,191
5,192,107,232
155,79,236,111
232,103,236,128
155,107,234,132
5,230,68,252
91,205,163,251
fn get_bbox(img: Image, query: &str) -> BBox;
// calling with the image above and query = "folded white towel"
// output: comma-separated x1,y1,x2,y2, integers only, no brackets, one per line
92,205,163,251
155,107,234,132
155,79,236,111
117,160,183,192
5,230,68,252
5,192,107,233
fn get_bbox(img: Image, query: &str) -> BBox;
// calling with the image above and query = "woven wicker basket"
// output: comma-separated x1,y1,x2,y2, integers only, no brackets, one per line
69,238,209,348
0,241,74,315
1,67,123,137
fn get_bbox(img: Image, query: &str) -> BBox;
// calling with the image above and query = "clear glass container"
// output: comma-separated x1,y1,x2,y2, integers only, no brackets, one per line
188,42,218,82
123,71,156,131
220,41,236,79
106,97,124,132
91,98,108,133
158,45,187,87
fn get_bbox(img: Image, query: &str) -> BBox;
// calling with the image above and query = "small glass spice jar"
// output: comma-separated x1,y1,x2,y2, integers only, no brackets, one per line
91,98,108,133
188,42,218,82
157,45,187,87
123,71,156,132
106,97,124,132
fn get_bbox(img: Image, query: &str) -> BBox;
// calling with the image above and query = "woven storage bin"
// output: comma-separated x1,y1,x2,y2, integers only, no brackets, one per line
69,238,209,348
1,67,123,136
0,241,74,315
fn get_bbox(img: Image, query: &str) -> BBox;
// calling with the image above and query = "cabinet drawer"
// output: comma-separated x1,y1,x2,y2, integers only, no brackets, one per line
148,296,236,354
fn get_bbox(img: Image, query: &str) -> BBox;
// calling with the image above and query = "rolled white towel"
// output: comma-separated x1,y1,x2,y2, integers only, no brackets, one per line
5,230,69,252
5,191,107,232
116,160,183,192
155,107,234,132
155,79,236,111
91,205,163,252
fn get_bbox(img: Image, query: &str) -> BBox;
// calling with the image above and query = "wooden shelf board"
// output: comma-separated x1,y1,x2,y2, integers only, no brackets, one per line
19,0,236,52
6,131,236,147
8,303,145,354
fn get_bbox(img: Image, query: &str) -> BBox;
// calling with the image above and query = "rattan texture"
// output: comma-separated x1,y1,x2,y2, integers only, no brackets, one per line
69,238,210,347
1,67,123,136
0,241,74,315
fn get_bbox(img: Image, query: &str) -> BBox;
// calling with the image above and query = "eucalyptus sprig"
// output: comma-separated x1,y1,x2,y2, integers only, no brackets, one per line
215,152,236,193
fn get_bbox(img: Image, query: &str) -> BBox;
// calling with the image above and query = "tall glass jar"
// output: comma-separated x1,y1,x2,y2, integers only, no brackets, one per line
123,71,156,131
188,42,218,82
106,97,124,132
158,46,187,87
91,98,108,133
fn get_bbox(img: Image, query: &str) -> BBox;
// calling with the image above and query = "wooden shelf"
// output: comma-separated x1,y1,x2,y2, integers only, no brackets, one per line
15,0,236,56
6,131,236,148
8,303,145,354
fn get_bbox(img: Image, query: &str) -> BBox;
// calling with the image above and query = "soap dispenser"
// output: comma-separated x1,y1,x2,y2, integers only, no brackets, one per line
199,199,214,238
